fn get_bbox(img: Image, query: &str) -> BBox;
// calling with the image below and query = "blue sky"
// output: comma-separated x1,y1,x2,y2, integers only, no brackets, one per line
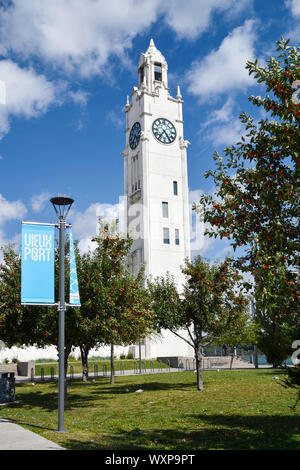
0,0,299,261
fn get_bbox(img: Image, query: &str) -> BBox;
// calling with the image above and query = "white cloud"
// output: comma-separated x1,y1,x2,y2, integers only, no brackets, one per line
68,90,89,107
0,59,62,138
286,0,300,17
285,0,300,42
30,192,52,213
0,59,89,138
0,194,27,256
71,199,124,253
202,97,244,146
0,0,161,78
106,110,124,128
185,19,257,101
203,97,236,126
0,1,254,79
189,189,216,255
164,0,252,39
0,193,27,226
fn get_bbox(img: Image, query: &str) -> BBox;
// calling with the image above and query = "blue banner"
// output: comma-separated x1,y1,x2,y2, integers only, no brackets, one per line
69,228,80,306
21,223,55,304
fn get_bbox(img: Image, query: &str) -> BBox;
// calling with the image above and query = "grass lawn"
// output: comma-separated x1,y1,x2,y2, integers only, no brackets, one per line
1,369,299,450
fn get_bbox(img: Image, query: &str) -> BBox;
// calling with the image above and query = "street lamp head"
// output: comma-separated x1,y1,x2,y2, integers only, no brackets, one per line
50,196,74,220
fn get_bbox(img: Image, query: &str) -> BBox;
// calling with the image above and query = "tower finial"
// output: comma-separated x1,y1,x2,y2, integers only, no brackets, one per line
149,38,155,48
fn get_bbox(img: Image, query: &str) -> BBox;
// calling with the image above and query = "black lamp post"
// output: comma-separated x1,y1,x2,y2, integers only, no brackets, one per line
50,196,74,433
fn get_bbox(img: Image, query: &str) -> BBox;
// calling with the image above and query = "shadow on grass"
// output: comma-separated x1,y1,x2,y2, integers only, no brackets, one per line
13,377,197,413
62,414,300,451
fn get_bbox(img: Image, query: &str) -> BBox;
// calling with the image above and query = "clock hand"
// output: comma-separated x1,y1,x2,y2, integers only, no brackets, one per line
163,130,170,140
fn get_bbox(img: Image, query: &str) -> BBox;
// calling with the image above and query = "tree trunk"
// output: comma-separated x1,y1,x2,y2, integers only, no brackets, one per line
230,350,234,369
110,343,115,385
64,342,73,378
80,345,89,382
195,343,204,391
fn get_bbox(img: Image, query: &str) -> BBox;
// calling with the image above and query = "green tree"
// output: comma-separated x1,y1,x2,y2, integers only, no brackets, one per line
197,38,299,272
222,310,258,369
149,257,249,390
195,38,299,357
0,245,49,350
0,242,77,377
86,219,154,384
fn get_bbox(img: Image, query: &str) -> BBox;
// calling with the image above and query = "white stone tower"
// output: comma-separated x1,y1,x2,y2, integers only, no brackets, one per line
122,39,193,358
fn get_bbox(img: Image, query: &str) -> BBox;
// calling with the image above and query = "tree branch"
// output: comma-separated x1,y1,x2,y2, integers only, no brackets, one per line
169,328,194,349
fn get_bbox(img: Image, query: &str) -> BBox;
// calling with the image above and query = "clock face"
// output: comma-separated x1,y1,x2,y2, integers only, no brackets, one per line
129,122,141,149
152,118,176,144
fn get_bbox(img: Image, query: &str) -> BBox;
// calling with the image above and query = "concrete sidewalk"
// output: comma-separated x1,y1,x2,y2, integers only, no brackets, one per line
0,418,65,450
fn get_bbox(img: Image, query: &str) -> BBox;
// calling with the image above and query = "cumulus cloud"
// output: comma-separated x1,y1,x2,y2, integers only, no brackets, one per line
285,0,300,42
71,198,125,253
0,1,259,138
0,193,27,256
0,59,90,138
0,193,27,226
202,97,244,146
0,1,254,78
164,0,252,39
0,0,161,77
185,19,257,101
30,192,52,213
189,189,217,255
0,59,62,138
286,0,300,17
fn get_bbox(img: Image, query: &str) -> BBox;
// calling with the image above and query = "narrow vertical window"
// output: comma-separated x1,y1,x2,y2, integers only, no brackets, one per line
173,181,178,195
163,227,170,244
175,229,180,245
139,66,144,86
162,201,168,218
154,63,162,81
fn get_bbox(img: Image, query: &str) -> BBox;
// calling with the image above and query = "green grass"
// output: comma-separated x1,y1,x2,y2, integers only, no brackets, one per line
1,369,299,450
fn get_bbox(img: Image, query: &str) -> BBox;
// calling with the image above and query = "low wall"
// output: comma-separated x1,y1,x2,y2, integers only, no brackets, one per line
207,357,231,367
0,364,18,374
17,362,35,377
0,362,35,377
157,356,195,368
157,355,235,369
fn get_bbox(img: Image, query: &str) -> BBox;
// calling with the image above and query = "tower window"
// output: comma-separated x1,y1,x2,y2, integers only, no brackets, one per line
175,229,180,245
154,63,162,81
173,181,178,195
139,66,145,86
162,201,168,218
163,227,170,244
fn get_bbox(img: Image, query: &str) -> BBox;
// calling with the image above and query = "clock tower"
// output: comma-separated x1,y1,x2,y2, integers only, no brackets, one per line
122,39,192,359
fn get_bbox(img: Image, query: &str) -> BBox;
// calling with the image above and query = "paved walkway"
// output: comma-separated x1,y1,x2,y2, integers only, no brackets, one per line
0,418,64,450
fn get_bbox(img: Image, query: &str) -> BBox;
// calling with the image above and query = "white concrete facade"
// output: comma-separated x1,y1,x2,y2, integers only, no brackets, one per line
122,39,193,359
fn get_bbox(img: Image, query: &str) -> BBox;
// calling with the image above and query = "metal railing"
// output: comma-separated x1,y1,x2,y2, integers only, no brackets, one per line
23,358,224,383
